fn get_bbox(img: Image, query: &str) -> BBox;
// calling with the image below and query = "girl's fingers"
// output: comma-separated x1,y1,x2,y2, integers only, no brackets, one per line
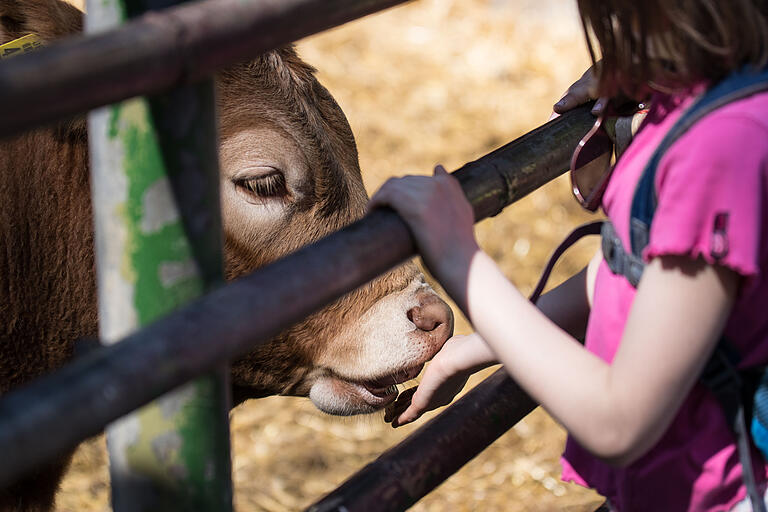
554,81,589,113
368,175,439,217
554,87,591,113
553,66,598,114
433,164,448,176
393,365,448,426
384,387,417,424
553,94,577,114
591,97,606,115
368,178,405,211
367,189,388,211
394,402,421,427
393,391,427,426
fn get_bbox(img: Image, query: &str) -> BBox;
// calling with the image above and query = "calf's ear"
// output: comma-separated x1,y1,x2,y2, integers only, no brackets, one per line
0,0,82,46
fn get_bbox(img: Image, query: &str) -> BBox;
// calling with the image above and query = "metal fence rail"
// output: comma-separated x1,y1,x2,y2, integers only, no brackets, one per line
0,0,411,139
0,105,595,488
307,368,536,512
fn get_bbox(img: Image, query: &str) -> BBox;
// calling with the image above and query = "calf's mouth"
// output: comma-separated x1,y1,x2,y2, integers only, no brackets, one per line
353,363,424,401
310,364,424,415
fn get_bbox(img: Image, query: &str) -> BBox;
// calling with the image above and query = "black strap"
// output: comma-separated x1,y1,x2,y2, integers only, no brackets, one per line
737,399,765,509
529,221,604,304
701,347,765,508
600,222,644,287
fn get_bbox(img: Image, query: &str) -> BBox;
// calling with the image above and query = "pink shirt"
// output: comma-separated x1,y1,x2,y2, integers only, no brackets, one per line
561,87,768,511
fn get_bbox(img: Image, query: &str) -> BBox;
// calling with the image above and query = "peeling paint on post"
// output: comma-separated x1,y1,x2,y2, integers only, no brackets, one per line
87,1,233,510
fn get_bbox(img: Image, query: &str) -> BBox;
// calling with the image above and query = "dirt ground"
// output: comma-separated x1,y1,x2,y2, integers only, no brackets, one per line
58,0,606,510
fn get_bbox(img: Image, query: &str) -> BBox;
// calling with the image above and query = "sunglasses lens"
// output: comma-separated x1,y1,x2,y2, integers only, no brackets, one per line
571,124,613,211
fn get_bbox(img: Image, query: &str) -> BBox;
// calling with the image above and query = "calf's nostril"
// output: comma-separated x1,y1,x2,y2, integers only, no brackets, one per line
407,304,443,332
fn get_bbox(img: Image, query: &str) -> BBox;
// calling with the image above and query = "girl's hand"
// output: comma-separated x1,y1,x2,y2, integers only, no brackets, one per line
384,333,497,427
368,166,479,294
552,65,604,116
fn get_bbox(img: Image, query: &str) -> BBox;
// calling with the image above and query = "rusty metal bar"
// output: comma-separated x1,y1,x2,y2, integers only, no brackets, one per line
0,0,412,140
0,105,595,488
307,369,535,512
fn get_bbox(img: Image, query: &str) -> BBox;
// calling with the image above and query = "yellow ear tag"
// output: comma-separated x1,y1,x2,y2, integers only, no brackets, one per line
0,34,44,60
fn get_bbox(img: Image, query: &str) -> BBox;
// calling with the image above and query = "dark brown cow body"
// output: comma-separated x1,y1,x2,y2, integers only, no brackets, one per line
0,1,453,510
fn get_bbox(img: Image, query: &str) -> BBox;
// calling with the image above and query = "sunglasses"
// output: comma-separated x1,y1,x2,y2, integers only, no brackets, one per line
570,98,647,211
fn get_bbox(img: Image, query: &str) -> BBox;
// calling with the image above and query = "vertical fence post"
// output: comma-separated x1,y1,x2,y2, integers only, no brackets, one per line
86,1,233,510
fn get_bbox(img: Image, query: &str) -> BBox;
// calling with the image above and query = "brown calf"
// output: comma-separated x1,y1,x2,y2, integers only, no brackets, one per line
0,0,453,510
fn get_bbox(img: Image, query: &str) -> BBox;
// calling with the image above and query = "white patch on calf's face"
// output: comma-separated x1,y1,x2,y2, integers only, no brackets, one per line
314,276,448,382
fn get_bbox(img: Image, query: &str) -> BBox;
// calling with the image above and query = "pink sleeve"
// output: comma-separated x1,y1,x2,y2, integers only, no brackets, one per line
644,114,768,278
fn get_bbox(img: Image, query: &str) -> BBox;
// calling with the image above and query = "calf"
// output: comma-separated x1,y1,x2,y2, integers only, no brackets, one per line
0,0,453,510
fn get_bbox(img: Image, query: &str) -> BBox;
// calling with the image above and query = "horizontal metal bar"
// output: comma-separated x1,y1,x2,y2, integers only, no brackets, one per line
306,369,536,512
0,105,594,487
0,0,411,139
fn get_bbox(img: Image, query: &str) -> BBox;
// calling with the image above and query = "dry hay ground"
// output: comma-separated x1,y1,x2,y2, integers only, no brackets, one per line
58,0,606,510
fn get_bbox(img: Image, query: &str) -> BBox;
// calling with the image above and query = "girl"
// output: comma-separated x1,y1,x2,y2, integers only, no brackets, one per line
369,1,768,510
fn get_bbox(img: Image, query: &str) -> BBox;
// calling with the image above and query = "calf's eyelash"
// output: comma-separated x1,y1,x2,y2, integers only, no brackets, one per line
236,172,288,199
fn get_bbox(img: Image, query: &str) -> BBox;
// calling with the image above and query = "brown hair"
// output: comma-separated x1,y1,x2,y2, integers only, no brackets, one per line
577,0,768,98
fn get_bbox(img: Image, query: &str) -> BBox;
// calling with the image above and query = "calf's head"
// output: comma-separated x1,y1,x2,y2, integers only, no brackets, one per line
216,51,454,414
1,0,454,415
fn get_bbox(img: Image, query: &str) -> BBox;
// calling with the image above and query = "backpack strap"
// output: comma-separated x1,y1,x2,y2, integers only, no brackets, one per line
601,221,644,287
529,221,604,304
701,344,766,510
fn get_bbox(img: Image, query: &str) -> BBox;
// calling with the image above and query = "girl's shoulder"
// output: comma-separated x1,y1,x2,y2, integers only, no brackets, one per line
646,90,768,279
683,89,768,142
657,89,768,182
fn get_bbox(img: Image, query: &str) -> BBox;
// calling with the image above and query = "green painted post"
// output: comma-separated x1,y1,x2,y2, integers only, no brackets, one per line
86,1,233,511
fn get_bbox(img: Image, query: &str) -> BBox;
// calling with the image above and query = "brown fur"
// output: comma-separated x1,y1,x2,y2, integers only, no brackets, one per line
0,1,431,510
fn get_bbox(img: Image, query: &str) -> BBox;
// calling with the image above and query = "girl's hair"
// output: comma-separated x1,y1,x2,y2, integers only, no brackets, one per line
577,0,768,98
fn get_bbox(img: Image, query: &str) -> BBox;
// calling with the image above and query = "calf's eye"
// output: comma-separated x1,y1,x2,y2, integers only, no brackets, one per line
235,171,288,200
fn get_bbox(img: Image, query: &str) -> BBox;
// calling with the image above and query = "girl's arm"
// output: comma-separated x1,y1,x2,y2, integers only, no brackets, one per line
371,168,738,465
463,250,737,465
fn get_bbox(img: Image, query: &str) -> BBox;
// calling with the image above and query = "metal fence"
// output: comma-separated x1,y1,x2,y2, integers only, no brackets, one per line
0,0,596,509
